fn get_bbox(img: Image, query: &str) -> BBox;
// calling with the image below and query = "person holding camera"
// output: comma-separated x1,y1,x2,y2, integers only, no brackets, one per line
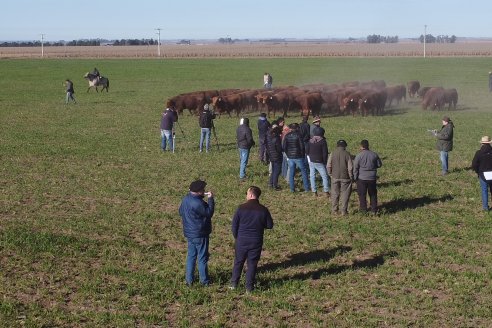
471,136,492,212
198,104,216,153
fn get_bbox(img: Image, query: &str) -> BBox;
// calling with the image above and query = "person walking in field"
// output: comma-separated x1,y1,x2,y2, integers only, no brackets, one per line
179,180,215,286
471,136,492,212
353,139,382,215
198,104,216,153
431,116,454,175
64,79,76,104
327,139,354,216
230,186,273,292
160,100,178,152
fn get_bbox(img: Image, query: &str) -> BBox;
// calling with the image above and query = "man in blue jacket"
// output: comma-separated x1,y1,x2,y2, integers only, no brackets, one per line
179,180,215,286
230,186,273,292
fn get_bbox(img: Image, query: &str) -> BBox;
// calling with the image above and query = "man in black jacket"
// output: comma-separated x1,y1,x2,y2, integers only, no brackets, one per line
257,113,270,163
471,136,492,212
237,118,255,180
306,127,330,197
198,104,216,153
282,123,310,192
266,124,282,190
230,186,273,292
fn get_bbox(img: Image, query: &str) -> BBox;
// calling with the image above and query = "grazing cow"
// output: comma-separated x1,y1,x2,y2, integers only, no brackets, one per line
417,86,432,98
407,80,421,98
443,88,458,110
84,73,109,93
421,87,445,110
213,94,243,117
295,92,323,118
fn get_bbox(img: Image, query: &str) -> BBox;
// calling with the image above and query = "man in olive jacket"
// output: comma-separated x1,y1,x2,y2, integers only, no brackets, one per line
434,116,454,175
327,139,353,215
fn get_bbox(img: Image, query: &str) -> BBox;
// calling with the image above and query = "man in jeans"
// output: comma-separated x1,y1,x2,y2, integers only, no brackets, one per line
353,139,382,214
282,123,310,192
179,180,215,286
306,126,330,197
327,139,354,216
160,100,178,152
198,104,216,153
236,118,255,181
433,116,454,175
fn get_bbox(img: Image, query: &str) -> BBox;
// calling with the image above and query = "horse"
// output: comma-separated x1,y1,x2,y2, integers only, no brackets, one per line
84,73,110,93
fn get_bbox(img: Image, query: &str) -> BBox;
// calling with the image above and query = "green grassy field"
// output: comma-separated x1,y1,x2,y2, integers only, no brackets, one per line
1,57,492,327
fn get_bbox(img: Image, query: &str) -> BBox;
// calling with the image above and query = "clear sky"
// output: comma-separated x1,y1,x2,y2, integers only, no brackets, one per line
2,0,491,41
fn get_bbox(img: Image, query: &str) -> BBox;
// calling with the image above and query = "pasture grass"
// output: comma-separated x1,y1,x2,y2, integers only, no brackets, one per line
1,57,492,327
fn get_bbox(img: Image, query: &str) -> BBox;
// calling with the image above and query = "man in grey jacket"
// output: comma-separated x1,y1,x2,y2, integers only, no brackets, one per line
353,139,382,214
327,139,353,215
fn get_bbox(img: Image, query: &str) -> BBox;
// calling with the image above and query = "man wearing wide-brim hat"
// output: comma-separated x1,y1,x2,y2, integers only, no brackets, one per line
471,136,492,212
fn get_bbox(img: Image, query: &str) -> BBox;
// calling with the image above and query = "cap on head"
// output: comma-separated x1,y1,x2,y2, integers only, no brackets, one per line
480,136,492,144
337,139,347,147
442,116,450,123
360,139,369,149
189,180,207,192
240,117,249,125
260,113,267,118
312,116,321,124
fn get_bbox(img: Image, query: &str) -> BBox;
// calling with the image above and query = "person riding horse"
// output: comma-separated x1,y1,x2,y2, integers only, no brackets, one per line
92,68,100,82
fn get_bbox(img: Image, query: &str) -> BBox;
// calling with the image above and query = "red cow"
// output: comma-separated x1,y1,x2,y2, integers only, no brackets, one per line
421,87,445,110
407,80,421,98
443,88,458,110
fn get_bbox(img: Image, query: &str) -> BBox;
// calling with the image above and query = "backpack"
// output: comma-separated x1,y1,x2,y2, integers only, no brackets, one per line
199,111,209,127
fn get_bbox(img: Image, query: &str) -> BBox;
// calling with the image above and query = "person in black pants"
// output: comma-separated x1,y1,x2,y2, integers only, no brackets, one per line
353,139,382,214
230,186,273,292
266,124,282,190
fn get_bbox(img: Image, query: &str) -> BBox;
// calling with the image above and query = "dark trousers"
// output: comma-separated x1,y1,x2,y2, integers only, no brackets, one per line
357,179,378,213
259,138,267,162
231,241,262,291
269,160,281,187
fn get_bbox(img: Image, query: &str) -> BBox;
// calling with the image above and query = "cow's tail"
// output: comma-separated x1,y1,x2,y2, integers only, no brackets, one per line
107,79,110,90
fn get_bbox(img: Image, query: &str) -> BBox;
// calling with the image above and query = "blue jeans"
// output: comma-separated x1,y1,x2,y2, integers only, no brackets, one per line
161,129,173,151
199,128,211,152
440,151,449,174
270,160,281,187
185,237,210,285
287,158,310,192
479,176,492,210
65,92,76,104
309,162,330,193
239,148,250,179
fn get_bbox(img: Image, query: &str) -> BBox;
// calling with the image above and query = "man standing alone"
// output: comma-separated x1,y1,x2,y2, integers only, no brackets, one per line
65,79,76,104
230,186,273,292
353,139,382,214
179,180,215,286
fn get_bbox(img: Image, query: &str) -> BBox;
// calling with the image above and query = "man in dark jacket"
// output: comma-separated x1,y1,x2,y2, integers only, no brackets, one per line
327,139,354,215
306,126,330,197
230,186,273,292
257,113,270,163
160,100,178,151
266,124,282,190
179,180,215,286
471,136,492,212
65,79,76,104
354,139,382,214
433,116,454,175
282,123,310,192
198,104,216,153
237,118,255,180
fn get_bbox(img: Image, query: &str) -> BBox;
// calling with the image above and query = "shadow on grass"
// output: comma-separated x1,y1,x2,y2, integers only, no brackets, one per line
258,245,353,273
449,166,472,174
380,194,453,214
262,251,397,286
379,178,413,188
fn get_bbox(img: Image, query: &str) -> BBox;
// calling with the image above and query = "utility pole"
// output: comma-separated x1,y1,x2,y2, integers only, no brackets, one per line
155,28,161,57
423,25,427,58
41,33,45,58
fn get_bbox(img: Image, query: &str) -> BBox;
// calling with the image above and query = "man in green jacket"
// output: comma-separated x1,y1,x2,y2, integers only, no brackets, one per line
327,139,353,215
433,116,454,176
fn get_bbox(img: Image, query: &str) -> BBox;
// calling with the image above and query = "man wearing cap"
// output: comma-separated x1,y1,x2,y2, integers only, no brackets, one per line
198,103,216,153
472,136,492,212
306,126,330,197
257,113,270,163
434,116,454,175
353,139,382,214
327,139,354,216
230,186,273,292
179,180,215,286
282,123,310,192
237,117,255,181
310,116,322,138
160,100,178,152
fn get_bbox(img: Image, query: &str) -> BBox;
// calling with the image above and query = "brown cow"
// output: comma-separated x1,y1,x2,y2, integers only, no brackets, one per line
421,87,445,110
295,92,323,118
443,88,458,110
213,94,243,117
169,93,204,115
385,85,406,107
358,89,387,116
407,80,421,98
417,86,432,98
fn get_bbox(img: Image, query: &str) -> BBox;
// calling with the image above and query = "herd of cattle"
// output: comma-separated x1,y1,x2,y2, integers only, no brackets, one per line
167,80,458,118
